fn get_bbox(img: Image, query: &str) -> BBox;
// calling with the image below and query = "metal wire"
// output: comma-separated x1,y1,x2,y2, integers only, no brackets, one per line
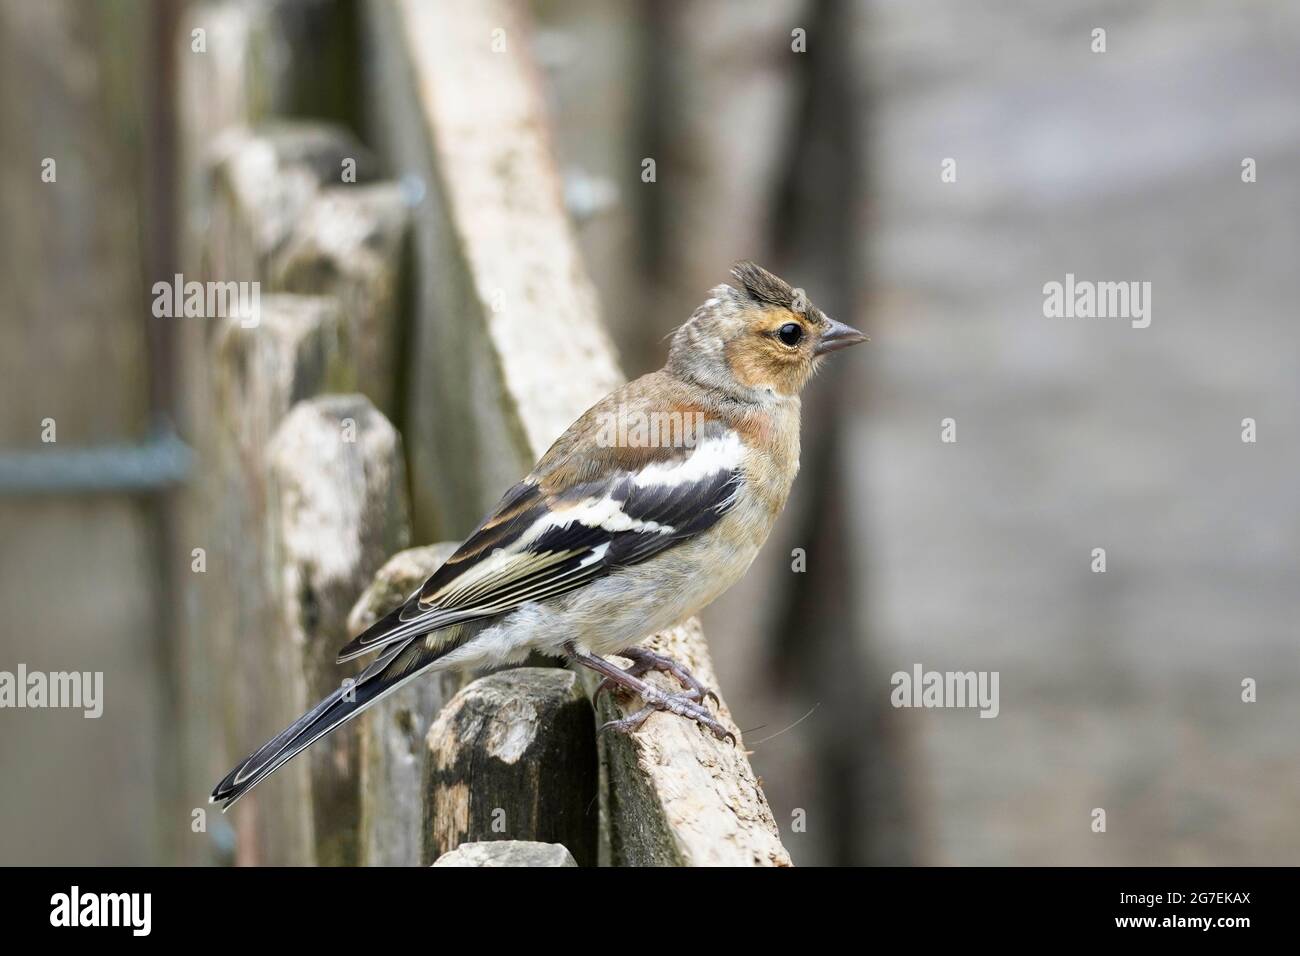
0,428,193,495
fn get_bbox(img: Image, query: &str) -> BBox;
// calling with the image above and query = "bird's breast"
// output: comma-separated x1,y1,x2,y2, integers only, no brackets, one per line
738,421,801,525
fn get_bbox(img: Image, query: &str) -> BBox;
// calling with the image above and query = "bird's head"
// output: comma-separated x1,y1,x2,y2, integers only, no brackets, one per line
666,261,866,401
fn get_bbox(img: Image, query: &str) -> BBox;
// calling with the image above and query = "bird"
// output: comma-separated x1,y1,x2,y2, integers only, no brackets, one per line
211,261,866,810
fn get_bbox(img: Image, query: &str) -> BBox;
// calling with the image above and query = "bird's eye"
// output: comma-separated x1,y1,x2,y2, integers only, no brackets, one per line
776,322,803,346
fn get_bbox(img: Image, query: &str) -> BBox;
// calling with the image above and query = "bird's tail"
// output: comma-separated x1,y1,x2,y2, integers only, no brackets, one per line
210,633,448,811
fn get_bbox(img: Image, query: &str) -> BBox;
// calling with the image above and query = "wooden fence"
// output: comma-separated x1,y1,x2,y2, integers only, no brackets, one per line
178,0,790,867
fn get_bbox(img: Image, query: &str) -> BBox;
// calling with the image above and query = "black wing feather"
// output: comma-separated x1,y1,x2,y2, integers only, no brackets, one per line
336,438,744,662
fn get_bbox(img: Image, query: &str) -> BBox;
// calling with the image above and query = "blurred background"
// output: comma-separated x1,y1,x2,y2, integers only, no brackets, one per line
1,0,1297,865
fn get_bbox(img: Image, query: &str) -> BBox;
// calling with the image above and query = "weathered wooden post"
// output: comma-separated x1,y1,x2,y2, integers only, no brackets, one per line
270,180,409,418
265,394,410,865
423,669,598,866
181,27,412,863
597,623,791,866
202,295,352,865
433,842,578,868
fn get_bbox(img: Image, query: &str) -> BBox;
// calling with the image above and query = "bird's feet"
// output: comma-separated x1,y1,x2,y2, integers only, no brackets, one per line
594,646,720,706
601,685,734,744
566,642,733,744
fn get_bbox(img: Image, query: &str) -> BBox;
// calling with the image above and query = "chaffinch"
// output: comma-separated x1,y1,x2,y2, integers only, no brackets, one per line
212,261,865,809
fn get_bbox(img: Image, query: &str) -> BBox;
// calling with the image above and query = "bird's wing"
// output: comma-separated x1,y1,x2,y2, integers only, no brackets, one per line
336,421,745,662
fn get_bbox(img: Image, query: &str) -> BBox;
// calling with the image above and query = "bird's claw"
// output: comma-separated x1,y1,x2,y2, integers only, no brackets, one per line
695,718,737,746
584,645,732,743
599,706,655,735
599,685,735,744
618,647,720,705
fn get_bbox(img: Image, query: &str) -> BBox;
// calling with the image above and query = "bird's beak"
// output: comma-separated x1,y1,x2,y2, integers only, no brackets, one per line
814,318,868,356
